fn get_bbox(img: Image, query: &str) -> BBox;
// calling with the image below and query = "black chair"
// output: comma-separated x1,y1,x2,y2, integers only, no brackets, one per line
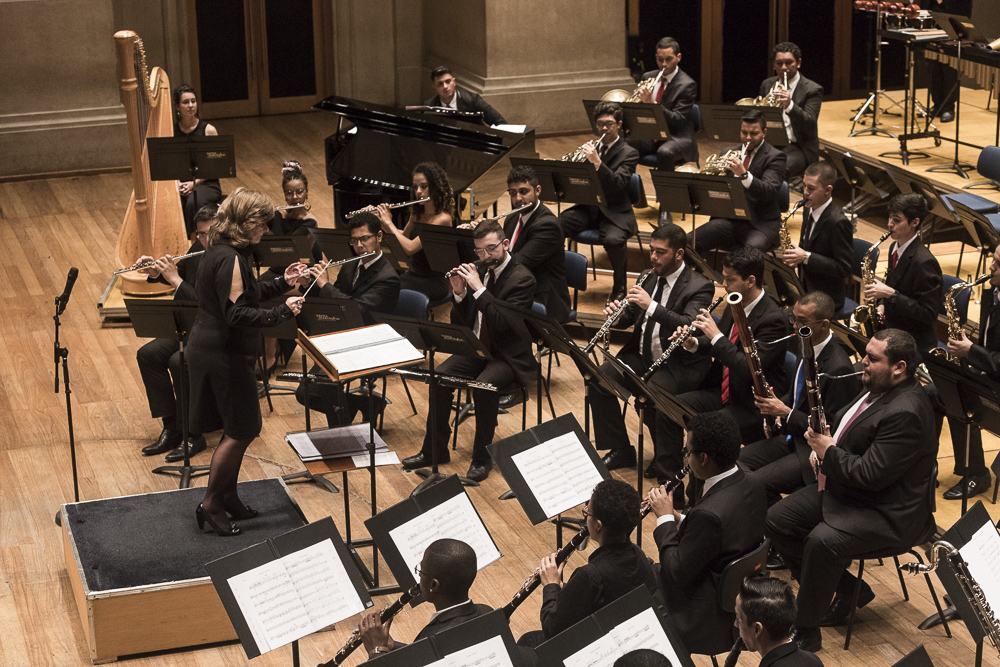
572,173,647,279
564,250,590,340
840,238,882,320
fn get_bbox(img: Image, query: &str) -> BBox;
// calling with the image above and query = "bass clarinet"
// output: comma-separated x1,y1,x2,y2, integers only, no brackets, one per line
798,326,826,434
642,295,725,382
318,584,421,666
584,269,654,353
728,292,781,438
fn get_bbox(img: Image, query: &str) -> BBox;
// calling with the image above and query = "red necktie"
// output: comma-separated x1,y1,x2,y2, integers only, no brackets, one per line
655,80,665,103
720,324,740,404
742,151,752,170
510,218,525,248
891,249,899,270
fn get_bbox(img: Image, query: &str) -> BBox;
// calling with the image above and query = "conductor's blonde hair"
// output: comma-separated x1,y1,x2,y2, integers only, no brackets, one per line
211,187,274,247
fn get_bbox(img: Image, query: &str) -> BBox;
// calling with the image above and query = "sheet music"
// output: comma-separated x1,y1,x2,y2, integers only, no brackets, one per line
351,451,400,467
511,432,604,518
959,522,1000,613
312,323,422,375
563,608,679,667
564,634,621,667
428,635,515,667
227,539,368,654
286,423,389,461
388,493,501,575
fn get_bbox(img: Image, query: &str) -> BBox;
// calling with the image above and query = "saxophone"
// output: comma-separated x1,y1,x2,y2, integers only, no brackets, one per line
933,273,991,362
849,231,891,337
584,269,654,353
778,199,807,253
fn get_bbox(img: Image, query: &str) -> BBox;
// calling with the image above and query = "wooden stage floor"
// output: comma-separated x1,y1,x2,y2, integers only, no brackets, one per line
0,94,999,666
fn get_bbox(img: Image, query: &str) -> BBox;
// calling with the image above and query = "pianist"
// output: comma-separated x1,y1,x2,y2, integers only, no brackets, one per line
424,65,507,126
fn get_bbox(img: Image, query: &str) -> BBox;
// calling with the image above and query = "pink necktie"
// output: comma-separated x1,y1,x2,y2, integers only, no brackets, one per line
820,394,873,490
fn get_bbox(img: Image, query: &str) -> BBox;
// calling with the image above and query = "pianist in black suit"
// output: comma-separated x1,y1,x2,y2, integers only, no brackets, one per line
376,161,455,303
502,165,571,323
758,42,823,179
780,161,853,313
294,213,401,427
424,65,506,126
135,204,215,462
560,100,640,303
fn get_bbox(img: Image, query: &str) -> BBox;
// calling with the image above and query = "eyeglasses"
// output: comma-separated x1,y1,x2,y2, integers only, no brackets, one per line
284,188,307,197
473,242,503,257
349,235,375,246
414,564,434,579
582,502,591,519
595,121,617,129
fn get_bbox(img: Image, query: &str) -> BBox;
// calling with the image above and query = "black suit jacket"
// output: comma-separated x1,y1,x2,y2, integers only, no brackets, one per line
424,88,506,126
759,641,824,667
503,204,571,323
722,141,787,229
758,74,823,164
797,202,853,312
617,266,715,388
654,468,768,655
565,138,639,233
883,239,943,356
821,378,938,546
968,288,1000,379
451,259,537,386
318,253,400,325
641,67,699,163
695,292,791,409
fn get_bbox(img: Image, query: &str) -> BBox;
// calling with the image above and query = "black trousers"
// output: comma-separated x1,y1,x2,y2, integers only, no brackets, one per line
401,271,450,303
136,337,200,435
561,205,631,293
180,180,222,235
946,416,988,477
419,355,518,465
741,436,809,507
928,59,957,115
628,137,686,171
765,485,904,627
782,143,810,180
688,217,779,254
294,365,384,427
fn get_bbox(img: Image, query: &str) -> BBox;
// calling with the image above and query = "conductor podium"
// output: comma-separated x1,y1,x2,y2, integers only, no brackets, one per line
61,479,306,663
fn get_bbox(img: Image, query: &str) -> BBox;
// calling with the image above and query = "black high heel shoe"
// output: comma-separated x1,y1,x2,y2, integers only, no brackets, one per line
224,497,259,520
196,504,241,536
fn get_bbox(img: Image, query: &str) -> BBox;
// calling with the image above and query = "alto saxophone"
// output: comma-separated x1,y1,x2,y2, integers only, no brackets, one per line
584,269,654,353
849,231,891,337
777,199,807,253
933,273,991,362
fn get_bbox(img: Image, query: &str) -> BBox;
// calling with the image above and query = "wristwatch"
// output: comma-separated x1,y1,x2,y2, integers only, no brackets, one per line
369,646,391,657
739,171,750,181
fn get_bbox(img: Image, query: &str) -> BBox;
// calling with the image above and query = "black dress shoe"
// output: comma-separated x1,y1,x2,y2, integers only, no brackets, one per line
164,435,207,462
602,447,637,471
142,428,182,456
402,452,449,470
819,582,875,627
498,391,525,409
466,461,492,482
767,548,788,571
939,110,955,123
942,472,992,500
643,463,656,479
792,626,822,653
608,290,627,305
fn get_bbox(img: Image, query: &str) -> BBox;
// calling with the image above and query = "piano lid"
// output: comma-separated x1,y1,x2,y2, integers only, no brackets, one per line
317,95,537,209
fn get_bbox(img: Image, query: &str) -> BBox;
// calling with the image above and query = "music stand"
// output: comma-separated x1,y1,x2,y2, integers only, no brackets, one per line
583,100,673,143
253,235,315,274
698,103,789,147
821,149,889,224
764,254,807,309
926,12,981,179
310,228,405,273
650,169,751,244
879,159,972,247
372,313,491,492
124,299,210,489
414,223,478,274
508,157,608,216
146,135,235,233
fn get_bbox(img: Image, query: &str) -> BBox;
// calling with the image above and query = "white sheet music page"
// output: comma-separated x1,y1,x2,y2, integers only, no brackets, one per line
313,324,421,375
959,522,1000,612
564,633,620,667
511,431,604,518
611,607,682,667
427,635,515,667
228,559,312,654
285,539,368,631
389,493,501,575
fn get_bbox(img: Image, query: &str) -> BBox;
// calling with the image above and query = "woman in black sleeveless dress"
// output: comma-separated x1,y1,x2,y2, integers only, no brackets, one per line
174,84,224,235
187,188,305,536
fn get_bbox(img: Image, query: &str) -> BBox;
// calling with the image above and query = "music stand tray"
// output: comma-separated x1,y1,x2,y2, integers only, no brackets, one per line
698,104,789,146
147,135,236,182
650,170,752,219
583,99,672,143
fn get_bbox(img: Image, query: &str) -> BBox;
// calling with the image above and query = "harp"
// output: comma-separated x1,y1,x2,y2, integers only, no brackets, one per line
112,30,188,296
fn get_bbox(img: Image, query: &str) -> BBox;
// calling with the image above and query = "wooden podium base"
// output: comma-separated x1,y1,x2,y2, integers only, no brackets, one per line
61,478,307,663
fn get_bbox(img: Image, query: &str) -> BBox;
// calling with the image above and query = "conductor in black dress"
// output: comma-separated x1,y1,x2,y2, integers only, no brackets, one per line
187,188,306,536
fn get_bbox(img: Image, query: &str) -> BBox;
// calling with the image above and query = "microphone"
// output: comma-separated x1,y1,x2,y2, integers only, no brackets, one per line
56,267,79,315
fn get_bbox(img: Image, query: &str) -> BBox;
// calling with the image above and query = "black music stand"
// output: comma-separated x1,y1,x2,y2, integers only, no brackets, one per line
698,104,789,146
650,169,751,244
879,159,974,252
253,235,315,275
373,313,491,492
926,12,981,179
508,157,608,215
764,253,807,309
414,223,478,274
124,299,210,489
147,135,235,230
821,149,889,224
583,100,672,143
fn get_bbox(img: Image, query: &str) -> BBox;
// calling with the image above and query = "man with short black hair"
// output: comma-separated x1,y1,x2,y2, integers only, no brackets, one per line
647,411,768,656
560,100,640,303
687,110,787,254
758,42,823,179
425,65,506,126
766,329,938,652
734,577,822,666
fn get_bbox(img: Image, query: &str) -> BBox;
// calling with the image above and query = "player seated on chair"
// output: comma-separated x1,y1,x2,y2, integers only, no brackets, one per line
734,576,823,667
758,42,823,180
424,65,507,126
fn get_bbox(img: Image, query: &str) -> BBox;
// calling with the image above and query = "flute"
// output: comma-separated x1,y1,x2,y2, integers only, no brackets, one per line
276,203,311,212
114,250,205,275
457,202,534,230
299,252,377,299
345,197,430,219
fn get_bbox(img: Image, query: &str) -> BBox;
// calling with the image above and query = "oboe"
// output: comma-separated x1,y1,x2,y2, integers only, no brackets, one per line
114,250,205,275
345,197,431,219
584,269,654,353
319,584,421,666
642,296,725,382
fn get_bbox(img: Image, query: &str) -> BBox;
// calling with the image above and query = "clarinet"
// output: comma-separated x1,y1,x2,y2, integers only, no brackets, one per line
584,269,653,353
639,465,690,518
319,584,421,666
723,637,746,667
642,296,725,382
727,292,781,438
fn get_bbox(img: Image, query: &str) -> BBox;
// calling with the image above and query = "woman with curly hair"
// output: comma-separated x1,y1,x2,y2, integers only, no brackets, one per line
375,161,455,302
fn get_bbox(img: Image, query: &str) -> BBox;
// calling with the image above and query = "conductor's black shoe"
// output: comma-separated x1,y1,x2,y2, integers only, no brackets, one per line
142,428,182,456
940,110,955,123
819,582,875,627
643,463,657,479
402,452,448,470
942,472,992,500
498,391,525,410
602,446,637,471
767,548,788,571
792,626,822,653
466,461,492,482
164,435,207,462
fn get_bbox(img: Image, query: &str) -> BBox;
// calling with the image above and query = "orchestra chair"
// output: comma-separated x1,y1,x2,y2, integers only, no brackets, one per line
948,199,1000,280
529,301,557,419
381,288,429,420
840,238,882,320
571,173,647,279
637,103,703,170
842,463,950,650
960,145,1000,192
564,249,590,340
935,275,971,356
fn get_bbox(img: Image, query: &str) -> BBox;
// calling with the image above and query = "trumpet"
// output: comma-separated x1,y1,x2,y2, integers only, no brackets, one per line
114,250,205,275
345,197,431,220
562,133,606,163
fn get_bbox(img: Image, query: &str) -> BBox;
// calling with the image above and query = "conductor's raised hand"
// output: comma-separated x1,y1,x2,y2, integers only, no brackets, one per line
285,296,303,315
539,553,565,587
359,610,395,653
283,262,307,285
690,308,722,340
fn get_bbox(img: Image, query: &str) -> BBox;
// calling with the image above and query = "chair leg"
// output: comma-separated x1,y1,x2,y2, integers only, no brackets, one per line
589,245,597,280
845,559,866,650
893,555,909,601
710,655,719,667
400,376,417,415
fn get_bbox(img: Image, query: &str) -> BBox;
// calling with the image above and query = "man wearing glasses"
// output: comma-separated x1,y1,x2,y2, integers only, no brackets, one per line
402,220,536,482
134,204,217,461
560,100,640,304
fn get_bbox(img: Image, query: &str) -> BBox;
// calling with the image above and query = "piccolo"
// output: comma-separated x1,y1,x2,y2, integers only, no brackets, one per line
299,252,376,299
345,197,430,219
276,203,311,211
114,250,205,275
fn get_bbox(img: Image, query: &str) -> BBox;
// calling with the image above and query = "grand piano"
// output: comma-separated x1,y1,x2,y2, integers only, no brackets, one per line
316,96,538,225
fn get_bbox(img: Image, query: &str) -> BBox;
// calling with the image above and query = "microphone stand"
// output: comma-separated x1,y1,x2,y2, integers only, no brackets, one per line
53,291,79,526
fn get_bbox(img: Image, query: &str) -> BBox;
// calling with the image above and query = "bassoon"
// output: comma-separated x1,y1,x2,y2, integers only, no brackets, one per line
727,292,781,438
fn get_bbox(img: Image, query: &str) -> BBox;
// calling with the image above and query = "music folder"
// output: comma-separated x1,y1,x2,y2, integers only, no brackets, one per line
367,609,525,667
297,323,424,382
697,103,789,146
204,516,373,659
416,223,478,274
487,413,611,525
253,234,316,268
650,170,752,220
365,475,502,602
536,586,694,667
146,134,237,181
509,157,608,208
583,99,672,143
